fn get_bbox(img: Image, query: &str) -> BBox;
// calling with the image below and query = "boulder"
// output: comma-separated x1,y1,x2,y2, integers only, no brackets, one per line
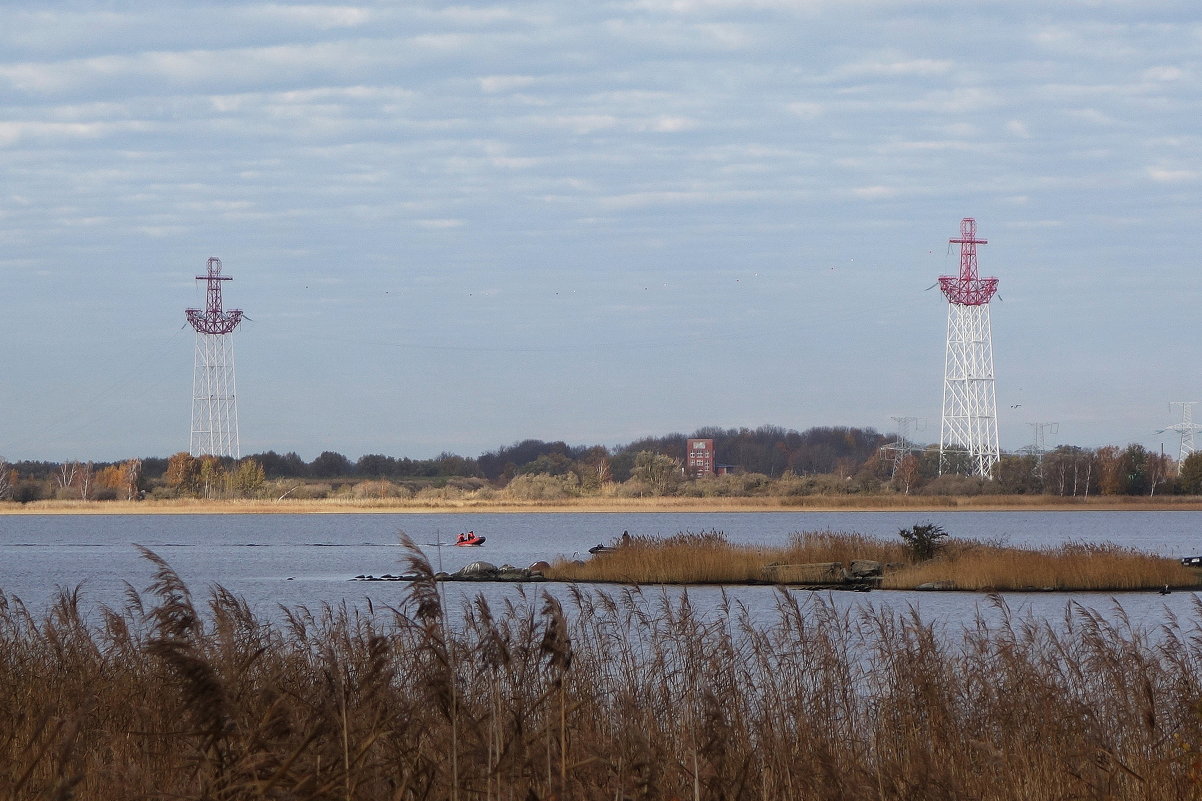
529,560,551,572
915,580,957,591
456,561,498,579
849,560,883,578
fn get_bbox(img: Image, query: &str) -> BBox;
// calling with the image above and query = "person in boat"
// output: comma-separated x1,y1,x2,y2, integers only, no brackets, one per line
621,530,631,546
467,530,476,542
456,532,466,544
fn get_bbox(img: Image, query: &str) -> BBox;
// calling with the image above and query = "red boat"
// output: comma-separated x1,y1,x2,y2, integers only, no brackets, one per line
455,533,486,547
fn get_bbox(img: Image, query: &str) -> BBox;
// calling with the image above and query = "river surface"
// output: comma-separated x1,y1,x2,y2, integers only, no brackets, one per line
1,510,1200,629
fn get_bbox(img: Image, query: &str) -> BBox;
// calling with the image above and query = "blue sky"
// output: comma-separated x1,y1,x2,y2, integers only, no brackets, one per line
1,0,1200,463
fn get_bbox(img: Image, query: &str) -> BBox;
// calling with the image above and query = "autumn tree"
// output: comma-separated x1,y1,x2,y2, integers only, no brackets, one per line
198,456,224,499
1179,452,1202,495
631,451,683,496
575,445,612,492
228,459,266,498
1096,446,1125,495
994,454,1041,494
93,459,143,500
94,464,124,499
165,452,201,497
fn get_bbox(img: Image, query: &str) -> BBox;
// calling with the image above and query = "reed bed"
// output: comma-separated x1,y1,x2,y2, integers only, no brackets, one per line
551,530,781,584
550,530,1199,591
3,540,1202,799
888,540,1199,591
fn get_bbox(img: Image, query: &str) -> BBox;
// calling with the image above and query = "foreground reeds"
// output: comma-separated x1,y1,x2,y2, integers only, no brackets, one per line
547,530,1200,591
4,539,1202,799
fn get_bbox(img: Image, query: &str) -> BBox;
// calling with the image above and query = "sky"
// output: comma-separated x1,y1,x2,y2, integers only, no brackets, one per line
1,0,1201,463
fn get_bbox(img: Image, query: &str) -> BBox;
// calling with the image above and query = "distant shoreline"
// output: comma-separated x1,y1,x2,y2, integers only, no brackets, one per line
4,495,1202,515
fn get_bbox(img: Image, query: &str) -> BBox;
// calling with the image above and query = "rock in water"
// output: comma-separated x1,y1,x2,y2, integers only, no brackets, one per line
456,561,498,579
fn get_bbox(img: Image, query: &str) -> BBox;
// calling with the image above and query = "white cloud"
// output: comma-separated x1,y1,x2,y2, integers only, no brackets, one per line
1142,65,1184,81
479,75,537,93
851,185,899,199
833,57,954,79
785,101,824,119
250,4,373,30
646,116,698,132
1006,120,1030,138
0,120,155,146
1147,167,1198,183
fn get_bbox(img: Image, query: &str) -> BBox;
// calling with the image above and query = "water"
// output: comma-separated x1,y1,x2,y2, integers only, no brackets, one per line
1,510,1199,629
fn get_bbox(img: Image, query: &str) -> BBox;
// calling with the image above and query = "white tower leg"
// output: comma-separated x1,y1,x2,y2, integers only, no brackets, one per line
190,330,240,458
939,302,998,477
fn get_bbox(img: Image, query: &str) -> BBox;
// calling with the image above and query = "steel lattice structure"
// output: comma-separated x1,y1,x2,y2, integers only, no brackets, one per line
186,257,244,458
1161,402,1201,469
938,218,1000,477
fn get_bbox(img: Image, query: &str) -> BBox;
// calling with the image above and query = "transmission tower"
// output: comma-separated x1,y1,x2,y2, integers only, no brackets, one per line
938,218,1000,477
1159,401,1202,468
1022,421,1059,459
881,416,924,476
186,257,244,458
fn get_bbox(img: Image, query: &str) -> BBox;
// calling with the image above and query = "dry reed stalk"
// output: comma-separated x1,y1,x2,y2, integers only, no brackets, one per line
3,543,1202,798
885,541,1198,591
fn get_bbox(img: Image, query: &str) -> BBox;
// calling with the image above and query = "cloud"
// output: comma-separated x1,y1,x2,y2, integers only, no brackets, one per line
1142,65,1184,81
248,4,374,30
479,74,537,93
1005,120,1031,138
851,185,899,199
1146,167,1198,183
833,56,954,79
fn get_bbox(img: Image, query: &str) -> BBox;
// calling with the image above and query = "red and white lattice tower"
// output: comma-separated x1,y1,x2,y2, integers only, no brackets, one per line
186,257,244,458
938,218,1000,477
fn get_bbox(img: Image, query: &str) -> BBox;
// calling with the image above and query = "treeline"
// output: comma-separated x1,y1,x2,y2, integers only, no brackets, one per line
2,425,1202,502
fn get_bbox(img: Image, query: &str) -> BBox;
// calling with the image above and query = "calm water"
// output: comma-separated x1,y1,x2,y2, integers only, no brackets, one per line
1,510,1200,628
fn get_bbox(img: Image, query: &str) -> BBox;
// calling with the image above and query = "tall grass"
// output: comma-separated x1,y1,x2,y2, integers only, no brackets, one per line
3,541,1202,799
888,540,1198,591
549,530,1199,591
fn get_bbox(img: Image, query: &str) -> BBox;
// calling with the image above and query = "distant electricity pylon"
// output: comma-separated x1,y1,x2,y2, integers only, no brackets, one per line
938,218,1000,478
881,416,924,476
1021,422,1059,474
1158,401,1201,469
186,257,244,458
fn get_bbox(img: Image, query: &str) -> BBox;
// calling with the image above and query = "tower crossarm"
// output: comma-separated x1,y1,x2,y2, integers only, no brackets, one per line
186,257,244,335
939,218,998,306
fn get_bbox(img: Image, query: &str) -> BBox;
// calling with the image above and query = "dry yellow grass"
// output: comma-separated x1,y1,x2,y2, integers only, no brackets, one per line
886,541,1199,591
548,530,1200,591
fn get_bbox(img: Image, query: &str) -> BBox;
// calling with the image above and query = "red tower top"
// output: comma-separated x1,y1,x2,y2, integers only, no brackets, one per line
186,257,244,335
938,218,998,306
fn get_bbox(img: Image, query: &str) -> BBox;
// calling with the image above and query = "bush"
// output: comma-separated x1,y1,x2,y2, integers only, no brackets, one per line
898,523,949,561
504,473,579,501
351,480,410,500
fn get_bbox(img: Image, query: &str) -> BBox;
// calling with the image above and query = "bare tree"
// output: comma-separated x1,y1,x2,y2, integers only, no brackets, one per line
55,461,80,497
0,457,11,500
122,459,143,501
79,461,94,501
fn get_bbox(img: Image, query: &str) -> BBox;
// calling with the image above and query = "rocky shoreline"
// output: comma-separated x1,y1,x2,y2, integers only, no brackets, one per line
351,560,550,583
